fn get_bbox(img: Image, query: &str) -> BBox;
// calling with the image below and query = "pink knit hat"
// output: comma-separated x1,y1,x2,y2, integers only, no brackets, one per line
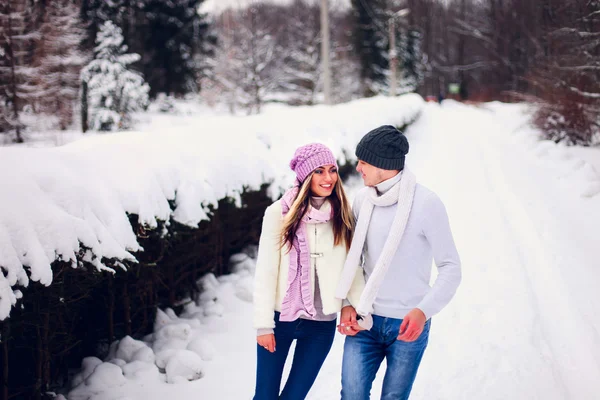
289,143,338,183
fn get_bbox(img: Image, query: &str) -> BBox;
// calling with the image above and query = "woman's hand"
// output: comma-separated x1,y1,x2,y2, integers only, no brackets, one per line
338,305,364,336
257,333,276,352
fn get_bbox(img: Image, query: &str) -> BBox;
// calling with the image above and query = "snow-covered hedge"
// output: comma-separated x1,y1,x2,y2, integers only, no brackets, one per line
0,94,424,320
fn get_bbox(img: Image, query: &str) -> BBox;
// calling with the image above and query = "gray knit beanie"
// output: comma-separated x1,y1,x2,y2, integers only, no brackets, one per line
355,125,409,170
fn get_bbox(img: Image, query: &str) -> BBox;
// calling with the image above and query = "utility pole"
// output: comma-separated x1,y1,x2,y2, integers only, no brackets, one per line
321,0,332,104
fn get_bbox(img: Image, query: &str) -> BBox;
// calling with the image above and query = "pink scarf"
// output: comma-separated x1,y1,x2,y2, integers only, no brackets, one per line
279,184,332,321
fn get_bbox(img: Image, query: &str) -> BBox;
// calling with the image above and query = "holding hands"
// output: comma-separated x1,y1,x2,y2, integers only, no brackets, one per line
337,305,364,336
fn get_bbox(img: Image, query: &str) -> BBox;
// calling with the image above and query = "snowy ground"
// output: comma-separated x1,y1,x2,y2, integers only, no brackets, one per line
59,100,600,399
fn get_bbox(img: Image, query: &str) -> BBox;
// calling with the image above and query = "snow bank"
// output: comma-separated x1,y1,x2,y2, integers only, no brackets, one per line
482,101,600,198
0,94,424,320
67,251,257,399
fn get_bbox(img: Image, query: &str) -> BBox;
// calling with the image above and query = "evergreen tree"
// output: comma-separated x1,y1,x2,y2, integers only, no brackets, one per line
350,0,389,96
279,0,322,105
0,0,40,142
80,0,134,49
81,21,149,131
80,0,215,98
35,0,88,130
193,13,218,92
141,0,215,96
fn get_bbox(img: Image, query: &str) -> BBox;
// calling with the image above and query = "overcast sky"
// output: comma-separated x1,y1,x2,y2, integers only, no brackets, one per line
201,0,350,13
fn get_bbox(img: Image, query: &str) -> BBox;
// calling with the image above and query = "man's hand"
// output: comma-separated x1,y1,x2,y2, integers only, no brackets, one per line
397,308,427,342
337,305,363,336
257,333,276,352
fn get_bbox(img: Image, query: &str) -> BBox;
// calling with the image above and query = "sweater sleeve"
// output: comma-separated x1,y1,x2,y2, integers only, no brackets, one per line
253,202,283,330
416,193,462,319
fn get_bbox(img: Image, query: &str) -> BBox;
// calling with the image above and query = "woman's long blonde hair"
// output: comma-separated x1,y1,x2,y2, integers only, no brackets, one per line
281,172,354,251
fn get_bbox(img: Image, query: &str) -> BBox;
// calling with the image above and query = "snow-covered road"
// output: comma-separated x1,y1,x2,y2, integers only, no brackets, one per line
308,101,600,400
66,101,600,399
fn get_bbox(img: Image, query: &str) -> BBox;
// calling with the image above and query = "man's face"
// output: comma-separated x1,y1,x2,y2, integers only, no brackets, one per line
356,160,387,187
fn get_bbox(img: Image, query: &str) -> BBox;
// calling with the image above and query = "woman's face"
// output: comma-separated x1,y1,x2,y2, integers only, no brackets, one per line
310,164,338,197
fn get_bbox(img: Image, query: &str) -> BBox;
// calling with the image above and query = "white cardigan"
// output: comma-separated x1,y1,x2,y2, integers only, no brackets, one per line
253,199,365,330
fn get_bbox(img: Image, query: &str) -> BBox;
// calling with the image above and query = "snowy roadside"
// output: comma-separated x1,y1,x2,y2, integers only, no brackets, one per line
481,101,600,198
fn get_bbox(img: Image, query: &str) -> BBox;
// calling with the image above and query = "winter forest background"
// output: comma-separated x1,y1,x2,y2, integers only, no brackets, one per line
2,0,599,144
0,0,599,399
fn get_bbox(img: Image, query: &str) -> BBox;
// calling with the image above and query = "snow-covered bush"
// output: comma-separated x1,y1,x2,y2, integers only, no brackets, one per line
534,94,600,146
154,93,177,114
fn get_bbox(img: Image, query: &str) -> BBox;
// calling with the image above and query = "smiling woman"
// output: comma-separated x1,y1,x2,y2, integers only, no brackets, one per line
310,165,338,197
252,142,364,399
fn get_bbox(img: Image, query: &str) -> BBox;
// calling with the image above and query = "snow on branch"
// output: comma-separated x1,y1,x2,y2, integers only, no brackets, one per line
568,86,600,99
550,27,600,39
433,61,494,72
555,65,600,71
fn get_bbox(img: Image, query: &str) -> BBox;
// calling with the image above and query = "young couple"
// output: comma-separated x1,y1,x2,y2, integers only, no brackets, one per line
252,125,462,400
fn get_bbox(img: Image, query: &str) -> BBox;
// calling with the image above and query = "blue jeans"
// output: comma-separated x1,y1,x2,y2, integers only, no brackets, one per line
254,312,336,400
341,315,431,400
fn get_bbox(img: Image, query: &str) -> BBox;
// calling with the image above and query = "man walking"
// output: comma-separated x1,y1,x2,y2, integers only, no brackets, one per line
336,125,462,399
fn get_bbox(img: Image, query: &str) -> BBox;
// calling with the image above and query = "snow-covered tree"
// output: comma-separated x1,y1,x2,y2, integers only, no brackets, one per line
81,21,149,131
531,0,600,145
397,29,424,93
208,5,283,114
235,6,282,114
278,0,322,105
80,0,215,97
80,0,134,51
330,48,361,104
201,17,240,113
328,6,362,103
0,0,40,142
35,0,88,130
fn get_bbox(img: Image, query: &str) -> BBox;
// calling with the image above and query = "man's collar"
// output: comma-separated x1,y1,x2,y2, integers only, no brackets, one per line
375,171,402,195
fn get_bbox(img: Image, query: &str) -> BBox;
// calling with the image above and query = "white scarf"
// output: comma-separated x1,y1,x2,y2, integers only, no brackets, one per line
335,168,417,329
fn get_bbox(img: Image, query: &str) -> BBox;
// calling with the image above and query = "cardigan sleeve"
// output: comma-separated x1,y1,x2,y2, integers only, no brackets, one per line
343,189,367,306
253,201,283,330
346,266,365,307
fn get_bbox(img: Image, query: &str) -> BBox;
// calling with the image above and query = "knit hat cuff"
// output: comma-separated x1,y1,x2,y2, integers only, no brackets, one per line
356,143,405,170
294,151,338,182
